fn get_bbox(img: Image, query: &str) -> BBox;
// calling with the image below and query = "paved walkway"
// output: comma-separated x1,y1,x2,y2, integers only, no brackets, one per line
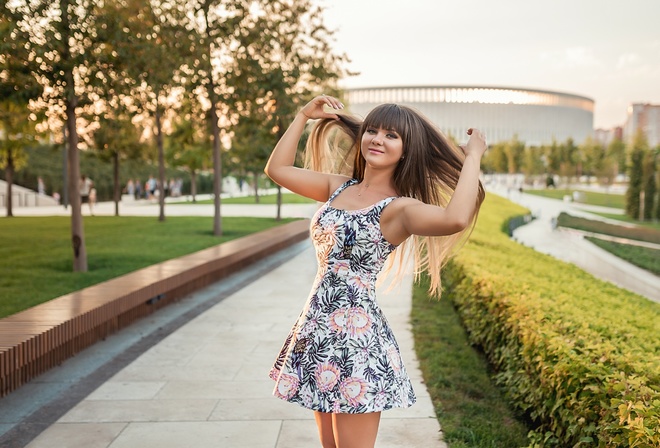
1,240,446,448
491,186,659,303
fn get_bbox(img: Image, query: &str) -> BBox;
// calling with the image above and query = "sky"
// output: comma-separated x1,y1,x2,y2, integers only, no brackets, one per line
317,0,660,129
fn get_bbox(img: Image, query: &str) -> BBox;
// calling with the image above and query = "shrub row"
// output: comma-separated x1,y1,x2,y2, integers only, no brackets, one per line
557,212,660,244
585,237,660,275
444,195,660,447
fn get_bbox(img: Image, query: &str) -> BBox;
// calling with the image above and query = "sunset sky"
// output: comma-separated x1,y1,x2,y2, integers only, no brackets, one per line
318,0,660,129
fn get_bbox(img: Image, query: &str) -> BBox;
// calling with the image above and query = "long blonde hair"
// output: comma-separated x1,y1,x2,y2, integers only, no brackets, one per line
304,104,486,296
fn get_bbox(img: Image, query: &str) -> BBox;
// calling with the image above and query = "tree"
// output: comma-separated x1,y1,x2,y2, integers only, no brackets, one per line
0,102,36,216
503,135,525,174
227,0,350,218
606,137,626,176
625,130,648,220
558,138,579,186
484,143,508,173
642,149,657,221
113,0,192,222
521,146,545,177
6,0,113,271
580,137,606,184
92,111,143,215
166,97,210,203
0,6,43,217
183,0,251,235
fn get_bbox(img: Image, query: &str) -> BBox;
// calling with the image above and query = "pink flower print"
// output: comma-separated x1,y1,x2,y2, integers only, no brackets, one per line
332,400,342,413
339,377,369,407
387,346,402,374
354,346,369,365
346,307,372,337
373,389,388,409
328,309,347,333
313,223,339,256
329,308,372,337
347,274,370,290
274,374,300,400
331,260,351,276
301,389,314,408
315,362,341,392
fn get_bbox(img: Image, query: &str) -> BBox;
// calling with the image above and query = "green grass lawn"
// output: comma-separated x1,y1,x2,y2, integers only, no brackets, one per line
526,188,625,209
586,237,660,275
412,275,531,447
175,193,316,205
0,216,296,318
591,212,660,231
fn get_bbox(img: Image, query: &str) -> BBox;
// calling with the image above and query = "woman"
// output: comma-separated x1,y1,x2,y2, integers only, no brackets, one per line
266,95,486,448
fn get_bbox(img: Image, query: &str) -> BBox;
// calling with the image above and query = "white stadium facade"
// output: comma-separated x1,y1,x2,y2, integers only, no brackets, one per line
344,86,594,146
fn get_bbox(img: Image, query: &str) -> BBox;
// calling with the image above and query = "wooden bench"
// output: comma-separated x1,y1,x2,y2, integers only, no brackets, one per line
0,219,310,398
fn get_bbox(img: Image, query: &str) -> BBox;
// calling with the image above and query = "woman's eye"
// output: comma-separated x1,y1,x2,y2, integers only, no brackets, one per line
366,129,376,134
387,133,398,139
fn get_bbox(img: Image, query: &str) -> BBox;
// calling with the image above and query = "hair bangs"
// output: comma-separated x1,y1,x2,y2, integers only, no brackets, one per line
361,104,410,138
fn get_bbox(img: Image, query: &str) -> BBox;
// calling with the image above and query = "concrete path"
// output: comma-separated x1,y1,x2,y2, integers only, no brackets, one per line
491,186,659,303
1,241,446,448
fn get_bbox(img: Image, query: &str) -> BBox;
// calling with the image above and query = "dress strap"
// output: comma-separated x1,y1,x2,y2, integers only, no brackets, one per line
327,179,357,204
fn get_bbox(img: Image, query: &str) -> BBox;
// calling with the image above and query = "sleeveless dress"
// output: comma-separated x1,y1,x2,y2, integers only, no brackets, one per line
269,179,416,414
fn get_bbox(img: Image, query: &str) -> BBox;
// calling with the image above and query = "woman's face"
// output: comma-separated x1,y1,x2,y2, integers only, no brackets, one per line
360,126,403,169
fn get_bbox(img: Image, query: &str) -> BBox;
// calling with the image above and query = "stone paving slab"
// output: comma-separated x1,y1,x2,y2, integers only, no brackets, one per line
23,243,447,448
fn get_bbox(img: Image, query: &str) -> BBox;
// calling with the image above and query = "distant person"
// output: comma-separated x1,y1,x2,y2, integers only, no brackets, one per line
134,179,142,200
88,184,97,215
37,177,45,195
125,179,135,197
147,175,157,199
265,95,486,447
79,175,93,205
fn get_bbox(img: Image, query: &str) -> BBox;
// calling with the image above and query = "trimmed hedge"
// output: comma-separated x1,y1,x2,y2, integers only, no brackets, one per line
445,194,660,447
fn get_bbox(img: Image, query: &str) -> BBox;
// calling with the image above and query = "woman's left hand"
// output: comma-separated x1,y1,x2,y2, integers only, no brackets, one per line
460,128,488,159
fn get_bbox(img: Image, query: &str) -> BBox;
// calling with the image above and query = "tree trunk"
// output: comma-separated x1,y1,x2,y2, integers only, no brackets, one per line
66,97,87,272
5,152,14,217
191,170,197,203
113,151,120,216
210,101,222,235
61,0,86,271
254,172,259,204
155,104,165,222
276,185,282,221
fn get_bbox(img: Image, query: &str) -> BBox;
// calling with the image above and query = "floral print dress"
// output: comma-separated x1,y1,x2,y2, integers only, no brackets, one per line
269,179,416,414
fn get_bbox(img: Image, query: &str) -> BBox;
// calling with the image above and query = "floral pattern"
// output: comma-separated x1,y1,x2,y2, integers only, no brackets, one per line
270,179,416,413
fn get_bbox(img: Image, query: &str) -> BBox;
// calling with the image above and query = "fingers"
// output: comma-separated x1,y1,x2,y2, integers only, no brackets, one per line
318,94,344,111
300,95,344,121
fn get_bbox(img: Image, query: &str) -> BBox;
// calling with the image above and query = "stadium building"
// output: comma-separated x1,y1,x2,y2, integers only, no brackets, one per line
345,86,594,146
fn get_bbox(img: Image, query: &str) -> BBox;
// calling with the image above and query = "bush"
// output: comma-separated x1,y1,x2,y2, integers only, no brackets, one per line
445,195,660,447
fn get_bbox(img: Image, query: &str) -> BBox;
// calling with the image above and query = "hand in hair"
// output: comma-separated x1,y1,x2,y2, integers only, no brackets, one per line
299,95,344,121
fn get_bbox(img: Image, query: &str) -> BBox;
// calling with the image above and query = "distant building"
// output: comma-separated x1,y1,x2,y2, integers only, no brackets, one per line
624,103,660,147
345,85,594,146
594,126,623,147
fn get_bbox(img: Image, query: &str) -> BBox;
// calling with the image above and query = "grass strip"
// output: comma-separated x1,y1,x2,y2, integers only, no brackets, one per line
586,236,660,275
175,193,316,205
526,189,625,209
0,216,296,318
557,212,660,244
412,275,531,448
591,212,660,231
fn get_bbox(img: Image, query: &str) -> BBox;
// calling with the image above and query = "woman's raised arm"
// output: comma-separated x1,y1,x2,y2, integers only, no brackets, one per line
387,129,487,240
264,95,346,202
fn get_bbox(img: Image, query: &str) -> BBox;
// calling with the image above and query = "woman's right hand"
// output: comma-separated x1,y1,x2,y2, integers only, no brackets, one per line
461,128,488,159
299,95,344,120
